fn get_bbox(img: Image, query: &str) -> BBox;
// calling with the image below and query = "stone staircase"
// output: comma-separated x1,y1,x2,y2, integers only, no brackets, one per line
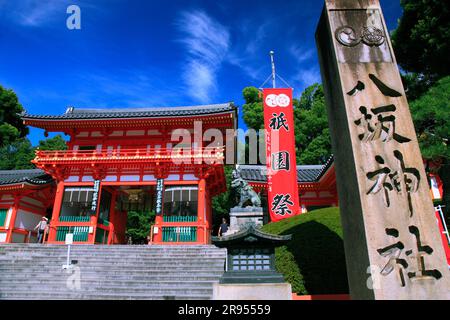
0,244,227,300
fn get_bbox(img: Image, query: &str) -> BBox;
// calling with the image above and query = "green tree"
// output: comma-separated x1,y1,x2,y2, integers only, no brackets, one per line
0,135,68,170
409,76,450,217
294,84,332,165
211,165,235,230
0,85,28,146
410,76,450,160
242,86,265,130
37,135,68,151
391,0,450,82
0,138,35,170
126,210,155,244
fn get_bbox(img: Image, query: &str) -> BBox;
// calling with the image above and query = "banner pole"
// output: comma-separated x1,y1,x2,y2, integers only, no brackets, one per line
270,51,276,88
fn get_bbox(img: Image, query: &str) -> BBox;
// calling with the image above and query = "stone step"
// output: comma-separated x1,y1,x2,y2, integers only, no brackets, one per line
0,291,210,300
2,270,223,277
0,264,224,271
0,285,214,294
0,266,224,272
1,281,217,288
1,275,222,282
0,244,226,299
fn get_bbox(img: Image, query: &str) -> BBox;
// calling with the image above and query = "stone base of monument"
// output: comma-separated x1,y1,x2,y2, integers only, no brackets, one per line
212,282,292,300
211,224,292,300
224,207,264,235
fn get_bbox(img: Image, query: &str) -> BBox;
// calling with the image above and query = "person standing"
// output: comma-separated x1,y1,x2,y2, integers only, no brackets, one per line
218,217,228,236
34,217,48,244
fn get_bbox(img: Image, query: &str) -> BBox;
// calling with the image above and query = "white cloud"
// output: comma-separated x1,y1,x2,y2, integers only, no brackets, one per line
2,0,65,27
291,67,321,90
226,20,273,82
56,69,184,108
176,10,230,103
289,45,315,64
2,0,100,27
289,44,321,91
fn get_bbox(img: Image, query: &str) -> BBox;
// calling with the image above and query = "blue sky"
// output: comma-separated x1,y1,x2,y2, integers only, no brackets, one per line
0,0,402,145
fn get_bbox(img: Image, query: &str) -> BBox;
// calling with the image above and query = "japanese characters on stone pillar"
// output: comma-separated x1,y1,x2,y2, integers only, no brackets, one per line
315,0,450,299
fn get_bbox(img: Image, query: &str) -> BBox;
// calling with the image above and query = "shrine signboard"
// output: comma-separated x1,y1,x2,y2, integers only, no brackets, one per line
155,178,164,216
316,0,450,299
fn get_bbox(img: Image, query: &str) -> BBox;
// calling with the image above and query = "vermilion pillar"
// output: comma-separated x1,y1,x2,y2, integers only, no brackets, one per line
5,196,20,243
48,181,64,242
108,190,117,244
206,189,212,243
197,178,206,243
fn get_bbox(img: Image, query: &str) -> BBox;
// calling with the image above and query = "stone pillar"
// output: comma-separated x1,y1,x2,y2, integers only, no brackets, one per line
316,0,450,299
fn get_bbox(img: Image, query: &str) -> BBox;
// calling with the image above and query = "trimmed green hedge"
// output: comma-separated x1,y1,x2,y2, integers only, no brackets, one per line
261,207,348,295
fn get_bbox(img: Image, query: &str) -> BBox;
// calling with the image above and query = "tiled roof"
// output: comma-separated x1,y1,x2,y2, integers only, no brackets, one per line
212,224,291,246
0,169,53,186
237,156,334,183
22,103,236,120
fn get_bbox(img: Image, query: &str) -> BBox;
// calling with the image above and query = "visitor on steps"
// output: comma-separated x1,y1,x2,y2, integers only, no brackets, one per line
218,218,228,236
34,216,48,244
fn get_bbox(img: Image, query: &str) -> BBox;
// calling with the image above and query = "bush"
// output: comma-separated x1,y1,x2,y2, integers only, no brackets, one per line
261,207,348,295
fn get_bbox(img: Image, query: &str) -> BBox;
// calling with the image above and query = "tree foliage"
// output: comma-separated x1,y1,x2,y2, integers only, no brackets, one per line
294,84,331,165
126,210,155,244
211,165,236,233
0,85,28,147
241,85,332,165
391,0,450,82
0,134,68,170
0,138,35,170
37,135,68,151
0,84,68,169
409,76,450,161
242,87,265,130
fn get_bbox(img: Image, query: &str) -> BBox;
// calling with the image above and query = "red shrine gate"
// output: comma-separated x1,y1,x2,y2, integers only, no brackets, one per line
22,104,237,245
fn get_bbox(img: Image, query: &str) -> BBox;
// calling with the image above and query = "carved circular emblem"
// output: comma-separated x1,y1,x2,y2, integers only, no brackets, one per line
335,26,361,47
361,26,385,46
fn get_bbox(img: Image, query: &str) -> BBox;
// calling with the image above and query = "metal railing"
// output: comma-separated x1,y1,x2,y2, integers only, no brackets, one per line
163,216,198,223
56,226,89,242
162,226,197,242
436,205,450,245
59,216,91,223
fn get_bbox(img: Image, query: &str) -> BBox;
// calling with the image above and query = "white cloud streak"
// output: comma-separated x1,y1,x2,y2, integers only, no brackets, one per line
2,0,66,27
226,20,273,82
289,44,321,90
176,10,230,103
